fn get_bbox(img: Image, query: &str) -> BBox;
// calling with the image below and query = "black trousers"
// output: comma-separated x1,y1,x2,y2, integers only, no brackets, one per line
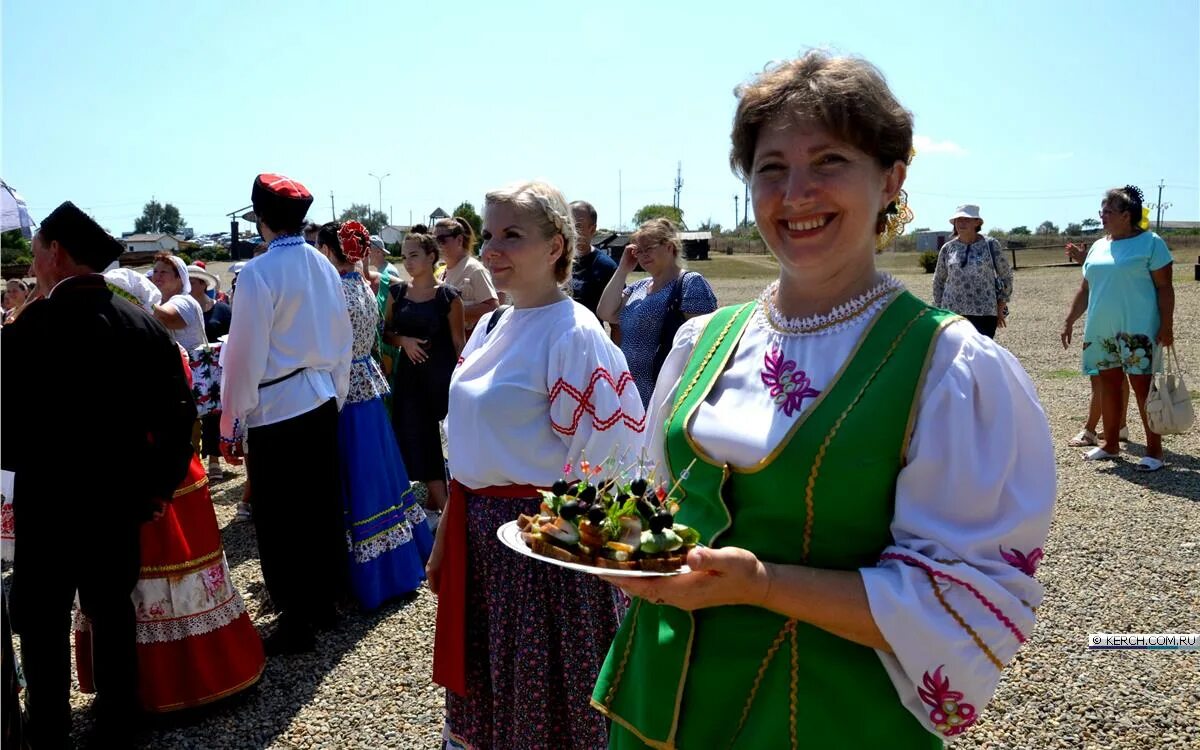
247,399,345,630
200,413,222,459
964,314,998,339
10,511,140,749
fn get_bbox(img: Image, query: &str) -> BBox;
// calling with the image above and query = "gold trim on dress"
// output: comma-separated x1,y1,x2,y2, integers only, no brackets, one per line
899,314,961,465
729,618,796,748
147,659,264,713
924,571,1004,671
602,599,642,707
666,611,697,749
173,475,209,498
351,493,416,527
671,304,754,471
801,308,930,563
139,547,223,577
591,699,676,750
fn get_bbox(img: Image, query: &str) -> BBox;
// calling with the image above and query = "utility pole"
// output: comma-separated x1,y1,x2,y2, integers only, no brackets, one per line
1153,179,1173,232
673,162,683,210
734,195,739,228
743,181,750,227
369,172,390,219
619,169,623,231
330,192,336,221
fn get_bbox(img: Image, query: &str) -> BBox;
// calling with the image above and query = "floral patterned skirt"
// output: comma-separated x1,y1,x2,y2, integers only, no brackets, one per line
444,493,617,750
1082,332,1158,376
74,456,264,712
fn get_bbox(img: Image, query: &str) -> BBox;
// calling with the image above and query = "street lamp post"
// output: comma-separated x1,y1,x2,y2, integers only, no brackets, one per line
369,172,391,224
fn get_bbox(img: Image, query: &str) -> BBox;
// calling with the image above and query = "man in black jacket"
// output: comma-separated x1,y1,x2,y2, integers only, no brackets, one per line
1,202,196,747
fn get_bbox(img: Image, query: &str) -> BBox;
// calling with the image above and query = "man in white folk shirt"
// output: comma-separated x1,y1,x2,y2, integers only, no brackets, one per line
220,173,353,655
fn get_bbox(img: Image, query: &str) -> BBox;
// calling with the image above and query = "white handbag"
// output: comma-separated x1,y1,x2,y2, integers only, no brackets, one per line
1146,347,1193,435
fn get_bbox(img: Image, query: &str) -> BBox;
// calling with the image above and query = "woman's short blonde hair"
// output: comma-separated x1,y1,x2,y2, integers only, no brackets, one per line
730,50,914,179
483,181,578,283
633,218,681,258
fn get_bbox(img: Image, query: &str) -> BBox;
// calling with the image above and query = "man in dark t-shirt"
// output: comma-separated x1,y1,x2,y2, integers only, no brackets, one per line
569,200,620,341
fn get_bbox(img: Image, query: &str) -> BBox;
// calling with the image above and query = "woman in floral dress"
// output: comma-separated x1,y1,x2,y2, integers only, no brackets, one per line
1061,185,1175,471
317,221,433,608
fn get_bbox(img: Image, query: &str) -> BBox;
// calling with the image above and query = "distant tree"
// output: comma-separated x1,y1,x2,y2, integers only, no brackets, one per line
452,201,483,240
1081,218,1101,231
1035,220,1060,235
1009,225,1032,236
338,203,389,235
1064,222,1083,235
134,198,188,236
698,218,723,233
632,204,685,227
1,229,32,264
910,227,931,234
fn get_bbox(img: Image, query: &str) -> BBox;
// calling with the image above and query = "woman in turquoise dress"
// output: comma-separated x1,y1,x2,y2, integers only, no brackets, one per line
593,51,1056,748
1061,185,1175,471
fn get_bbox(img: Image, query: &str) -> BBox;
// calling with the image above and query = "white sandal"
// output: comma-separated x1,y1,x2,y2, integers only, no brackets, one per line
1068,429,1099,447
1083,447,1119,461
1135,456,1164,472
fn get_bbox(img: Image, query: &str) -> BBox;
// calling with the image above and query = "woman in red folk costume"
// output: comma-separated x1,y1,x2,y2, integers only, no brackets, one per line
432,181,646,750
73,271,265,713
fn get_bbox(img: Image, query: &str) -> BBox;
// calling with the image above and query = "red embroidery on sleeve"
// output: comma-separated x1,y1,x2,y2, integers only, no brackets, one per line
549,368,646,435
918,666,978,736
879,552,1027,644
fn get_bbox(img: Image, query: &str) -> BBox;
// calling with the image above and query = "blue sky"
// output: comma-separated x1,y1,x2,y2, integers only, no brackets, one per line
4,0,1197,238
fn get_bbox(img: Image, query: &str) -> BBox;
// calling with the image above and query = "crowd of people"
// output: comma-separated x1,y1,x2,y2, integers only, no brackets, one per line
0,46,1181,750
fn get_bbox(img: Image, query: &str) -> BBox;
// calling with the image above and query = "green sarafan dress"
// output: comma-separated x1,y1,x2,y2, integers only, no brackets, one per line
593,289,1052,749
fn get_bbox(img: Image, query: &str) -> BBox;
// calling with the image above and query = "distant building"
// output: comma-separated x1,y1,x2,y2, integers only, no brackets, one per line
913,230,952,252
380,224,412,247
121,233,181,253
679,231,712,260
429,207,449,223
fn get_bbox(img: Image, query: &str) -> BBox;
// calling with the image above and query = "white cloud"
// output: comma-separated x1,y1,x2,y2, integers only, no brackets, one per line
913,134,968,156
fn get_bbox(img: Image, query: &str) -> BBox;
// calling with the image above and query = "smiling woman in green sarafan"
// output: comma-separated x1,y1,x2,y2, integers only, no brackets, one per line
592,51,1056,749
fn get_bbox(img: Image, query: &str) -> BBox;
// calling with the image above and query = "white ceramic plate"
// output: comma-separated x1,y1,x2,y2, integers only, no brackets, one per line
496,520,690,578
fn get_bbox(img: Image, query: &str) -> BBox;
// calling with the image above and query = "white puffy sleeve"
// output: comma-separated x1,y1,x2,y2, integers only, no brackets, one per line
859,320,1055,739
641,314,709,468
219,266,272,444
547,318,648,470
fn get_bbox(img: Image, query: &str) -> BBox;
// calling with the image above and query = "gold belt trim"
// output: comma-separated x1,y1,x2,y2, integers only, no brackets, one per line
173,476,209,498
139,547,223,576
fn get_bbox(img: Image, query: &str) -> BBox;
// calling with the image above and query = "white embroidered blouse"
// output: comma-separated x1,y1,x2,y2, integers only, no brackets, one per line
644,276,1055,740
446,297,646,490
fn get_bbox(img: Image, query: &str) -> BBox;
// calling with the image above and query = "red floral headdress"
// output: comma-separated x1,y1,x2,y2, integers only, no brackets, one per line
338,220,370,263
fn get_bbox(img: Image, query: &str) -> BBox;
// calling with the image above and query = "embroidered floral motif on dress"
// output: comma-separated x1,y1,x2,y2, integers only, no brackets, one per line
134,595,248,645
918,666,978,736
999,546,1043,576
549,368,646,435
349,523,416,565
761,346,821,416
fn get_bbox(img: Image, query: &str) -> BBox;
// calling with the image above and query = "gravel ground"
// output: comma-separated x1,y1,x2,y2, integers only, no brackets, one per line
35,263,1200,748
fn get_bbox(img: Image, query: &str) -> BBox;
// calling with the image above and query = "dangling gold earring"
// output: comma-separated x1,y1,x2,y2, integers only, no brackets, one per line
875,189,913,252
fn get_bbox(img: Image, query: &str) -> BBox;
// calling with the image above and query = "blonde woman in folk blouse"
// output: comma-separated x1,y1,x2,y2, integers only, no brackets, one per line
432,181,644,750
932,204,1013,338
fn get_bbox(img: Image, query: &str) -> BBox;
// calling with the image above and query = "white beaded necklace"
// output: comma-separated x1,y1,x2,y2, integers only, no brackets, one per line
757,275,904,336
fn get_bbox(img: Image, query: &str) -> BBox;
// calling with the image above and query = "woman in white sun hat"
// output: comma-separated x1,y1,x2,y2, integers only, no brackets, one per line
932,204,1013,338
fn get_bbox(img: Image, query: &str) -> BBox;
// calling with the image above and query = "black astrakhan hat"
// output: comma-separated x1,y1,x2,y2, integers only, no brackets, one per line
251,173,314,230
38,201,124,270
